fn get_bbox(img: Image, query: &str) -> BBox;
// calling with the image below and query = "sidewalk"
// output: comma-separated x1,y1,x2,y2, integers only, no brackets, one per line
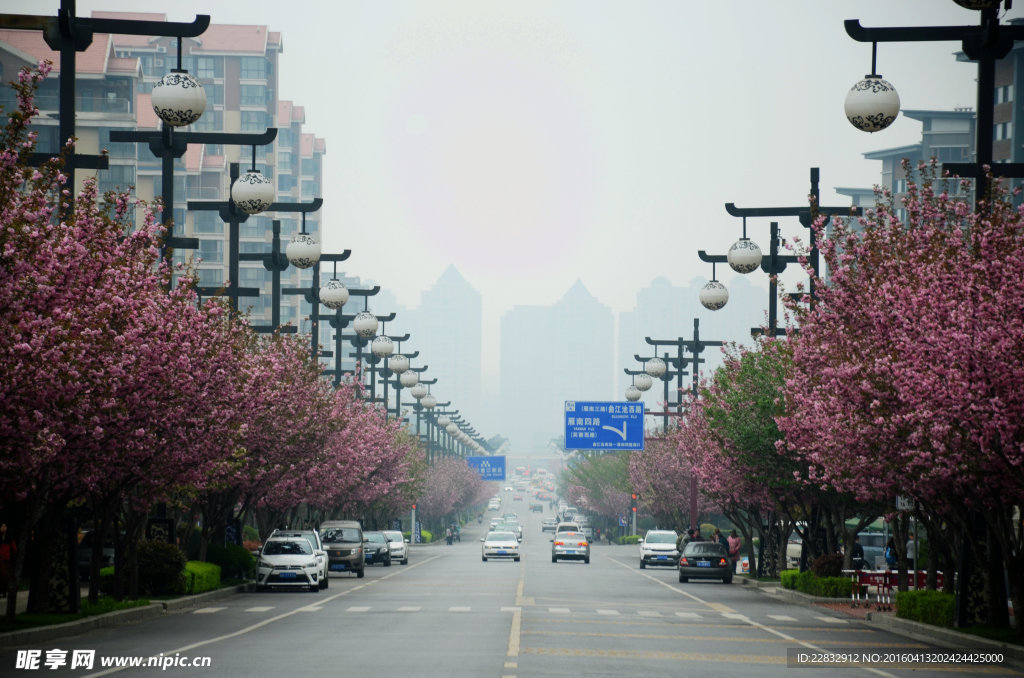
738,577,1024,666
0,586,243,650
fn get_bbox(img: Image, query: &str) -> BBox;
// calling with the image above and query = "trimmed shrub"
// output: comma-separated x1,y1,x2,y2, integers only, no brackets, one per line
895,590,954,627
206,544,255,580
811,553,844,578
137,540,186,596
185,561,221,594
780,569,851,598
619,535,641,545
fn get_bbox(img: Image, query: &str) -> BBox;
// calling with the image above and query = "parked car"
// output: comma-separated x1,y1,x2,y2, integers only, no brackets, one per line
551,531,590,564
678,541,732,584
320,520,365,578
269,529,328,589
639,530,679,569
541,518,557,532
255,537,322,592
481,531,520,562
382,530,409,565
363,531,392,567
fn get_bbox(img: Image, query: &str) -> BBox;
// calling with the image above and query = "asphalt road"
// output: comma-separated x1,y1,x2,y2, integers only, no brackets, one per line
2,505,1020,677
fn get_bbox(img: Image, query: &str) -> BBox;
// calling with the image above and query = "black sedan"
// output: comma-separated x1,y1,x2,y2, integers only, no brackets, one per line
363,531,392,567
678,541,732,583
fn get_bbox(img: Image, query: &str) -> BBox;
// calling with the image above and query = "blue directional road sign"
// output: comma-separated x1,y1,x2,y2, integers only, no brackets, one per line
466,455,507,481
564,401,645,451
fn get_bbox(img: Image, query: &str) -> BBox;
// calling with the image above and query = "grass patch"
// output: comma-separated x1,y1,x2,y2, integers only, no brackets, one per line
0,597,151,633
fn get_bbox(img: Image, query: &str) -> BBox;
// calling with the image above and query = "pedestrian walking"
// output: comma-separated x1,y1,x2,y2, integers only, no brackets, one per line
905,535,917,572
851,535,865,570
445,527,453,545
727,530,742,571
884,538,898,569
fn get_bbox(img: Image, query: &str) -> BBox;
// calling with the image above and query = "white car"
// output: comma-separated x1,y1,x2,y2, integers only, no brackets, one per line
383,530,409,565
256,537,322,591
481,531,520,562
639,530,680,569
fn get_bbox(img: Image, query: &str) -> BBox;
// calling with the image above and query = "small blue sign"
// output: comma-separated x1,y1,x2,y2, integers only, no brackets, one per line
564,401,645,451
466,455,507,481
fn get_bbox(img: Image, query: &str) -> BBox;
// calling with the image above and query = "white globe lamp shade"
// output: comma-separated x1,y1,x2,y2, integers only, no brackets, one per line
353,311,379,339
151,71,206,127
645,357,667,378
399,370,419,387
727,238,763,274
700,280,729,310
446,423,459,436
437,415,451,427
421,393,437,409
634,373,653,392
286,233,320,269
319,278,348,309
844,75,900,133
371,335,394,357
953,0,999,8
389,354,410,374
231,169,275,214
410,383,428,400
625,385,641,402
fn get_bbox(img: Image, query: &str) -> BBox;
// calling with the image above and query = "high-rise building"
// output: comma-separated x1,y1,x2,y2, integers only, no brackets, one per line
499,280,613,454
0,12,326,344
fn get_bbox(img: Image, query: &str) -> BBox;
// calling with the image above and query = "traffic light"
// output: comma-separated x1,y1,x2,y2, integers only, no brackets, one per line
411,503,417,511
630,493,638,513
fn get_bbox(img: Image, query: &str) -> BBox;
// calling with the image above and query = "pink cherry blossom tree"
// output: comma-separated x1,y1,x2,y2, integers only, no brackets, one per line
778,164,1024,632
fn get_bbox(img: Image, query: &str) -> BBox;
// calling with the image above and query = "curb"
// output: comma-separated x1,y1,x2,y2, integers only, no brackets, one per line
0,585,245,649
741,577,1024,667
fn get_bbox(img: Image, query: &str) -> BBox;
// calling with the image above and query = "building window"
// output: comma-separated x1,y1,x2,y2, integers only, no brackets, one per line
195,57,222,79
241,110,268,131
241,215,269,239
99,128,136,159
278,151,292,171
994,122,1013,141
198,239,224,264
995,84,1014,104
193,211,223,235
932,146,968,163
241,85,266,107
192,110,223,132
278,174,295,191
98,164,135,195
205,83,224,107
240,57,267,80
197,268,223,287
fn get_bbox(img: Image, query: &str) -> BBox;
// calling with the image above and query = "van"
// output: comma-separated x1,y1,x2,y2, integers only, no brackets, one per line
319,520,365,578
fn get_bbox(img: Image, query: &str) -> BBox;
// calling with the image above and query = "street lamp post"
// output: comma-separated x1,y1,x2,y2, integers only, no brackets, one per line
697,168,859,335
318,286,380,386
188,162,323,313
844,4,1024,203
0,3,211,209
643,319,724,532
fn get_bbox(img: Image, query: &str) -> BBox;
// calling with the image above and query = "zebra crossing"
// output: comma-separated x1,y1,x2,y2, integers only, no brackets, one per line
202,605,847,625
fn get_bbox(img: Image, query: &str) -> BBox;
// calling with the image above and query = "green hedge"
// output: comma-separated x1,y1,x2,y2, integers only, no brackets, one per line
895,590,954,627
205,544,254,580
780,569,851,598
185,561,221,595
618,535,641,545
404,530,432,543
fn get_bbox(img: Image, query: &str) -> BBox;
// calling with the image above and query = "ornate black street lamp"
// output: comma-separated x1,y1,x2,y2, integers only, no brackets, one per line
0,2,210,209
844,2,1024,202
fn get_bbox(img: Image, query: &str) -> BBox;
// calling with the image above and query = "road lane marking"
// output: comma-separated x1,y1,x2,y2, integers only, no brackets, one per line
606,556,898,678
675,612,701,619
81,555,443,678
346,606,371,612
192,607,225,614
501,606,521,612
637,610,662,617
398,606,421,612
596,609,619,615
449,606,471,612
768,614,796,621
814,615,849,624
549,607,570,614
244,606,274,612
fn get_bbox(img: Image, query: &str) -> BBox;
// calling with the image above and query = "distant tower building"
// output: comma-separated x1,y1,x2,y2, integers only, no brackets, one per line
410,266,483,428
500,280,613,454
